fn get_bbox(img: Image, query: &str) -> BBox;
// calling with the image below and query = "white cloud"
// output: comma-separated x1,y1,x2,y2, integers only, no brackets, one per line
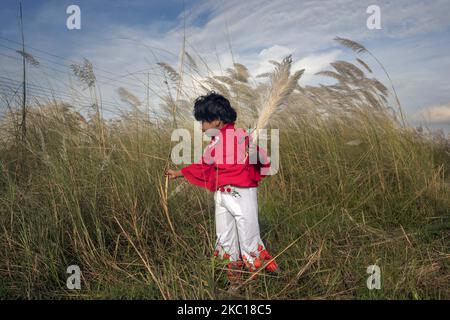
414,104,450,125
254,45,294,76
292,49,343,84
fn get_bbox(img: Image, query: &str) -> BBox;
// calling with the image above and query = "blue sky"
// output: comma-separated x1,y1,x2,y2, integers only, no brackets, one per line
1,0,450,131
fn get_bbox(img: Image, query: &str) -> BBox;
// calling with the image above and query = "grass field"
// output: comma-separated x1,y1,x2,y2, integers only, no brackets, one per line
0,38,449,299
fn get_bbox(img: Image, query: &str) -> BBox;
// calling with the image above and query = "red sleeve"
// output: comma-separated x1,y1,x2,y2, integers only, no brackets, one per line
245,135,271,176
181,137,217,191
181,162,214,190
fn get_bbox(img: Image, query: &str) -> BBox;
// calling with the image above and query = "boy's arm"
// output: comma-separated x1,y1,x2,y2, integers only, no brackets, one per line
165,169,183,179
246,137,271,176
166,164,214,189
180,163,214,189
177,136,217,190
253,145,271,177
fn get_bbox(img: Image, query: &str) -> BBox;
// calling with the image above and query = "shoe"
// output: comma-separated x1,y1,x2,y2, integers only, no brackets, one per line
265,262,282,275
258,249,281,274
264,258,281,273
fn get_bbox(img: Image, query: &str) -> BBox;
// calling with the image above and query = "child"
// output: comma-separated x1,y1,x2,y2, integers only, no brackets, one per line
166,92,280,284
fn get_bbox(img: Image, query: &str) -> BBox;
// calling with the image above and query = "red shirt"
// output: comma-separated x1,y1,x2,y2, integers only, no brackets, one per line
181,122,270,192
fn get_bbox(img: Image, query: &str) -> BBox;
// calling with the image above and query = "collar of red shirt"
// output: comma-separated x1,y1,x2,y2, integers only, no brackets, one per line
211,122,235,141
220,122,235,132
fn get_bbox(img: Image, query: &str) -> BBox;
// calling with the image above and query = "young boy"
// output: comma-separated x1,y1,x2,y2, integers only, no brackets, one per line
166,92,280,283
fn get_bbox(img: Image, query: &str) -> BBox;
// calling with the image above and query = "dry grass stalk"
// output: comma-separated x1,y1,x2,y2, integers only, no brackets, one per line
113,216,168,299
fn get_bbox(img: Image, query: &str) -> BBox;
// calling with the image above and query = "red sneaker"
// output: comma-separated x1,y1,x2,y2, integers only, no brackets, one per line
265,260,281,274
259,249,281,274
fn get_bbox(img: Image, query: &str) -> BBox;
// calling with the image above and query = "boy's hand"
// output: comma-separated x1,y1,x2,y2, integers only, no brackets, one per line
165,169,182,179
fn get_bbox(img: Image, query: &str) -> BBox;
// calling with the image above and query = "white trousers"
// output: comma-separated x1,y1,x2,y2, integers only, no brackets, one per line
214,186,267,268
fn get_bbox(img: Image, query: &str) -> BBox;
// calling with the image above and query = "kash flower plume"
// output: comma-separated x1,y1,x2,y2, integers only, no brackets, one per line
251,55,304,143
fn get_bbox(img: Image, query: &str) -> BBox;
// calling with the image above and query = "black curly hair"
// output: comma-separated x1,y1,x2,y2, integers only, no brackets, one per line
193,92,237,123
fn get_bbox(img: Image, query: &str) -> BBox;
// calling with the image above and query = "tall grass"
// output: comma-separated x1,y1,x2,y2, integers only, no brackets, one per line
0,38,449,299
